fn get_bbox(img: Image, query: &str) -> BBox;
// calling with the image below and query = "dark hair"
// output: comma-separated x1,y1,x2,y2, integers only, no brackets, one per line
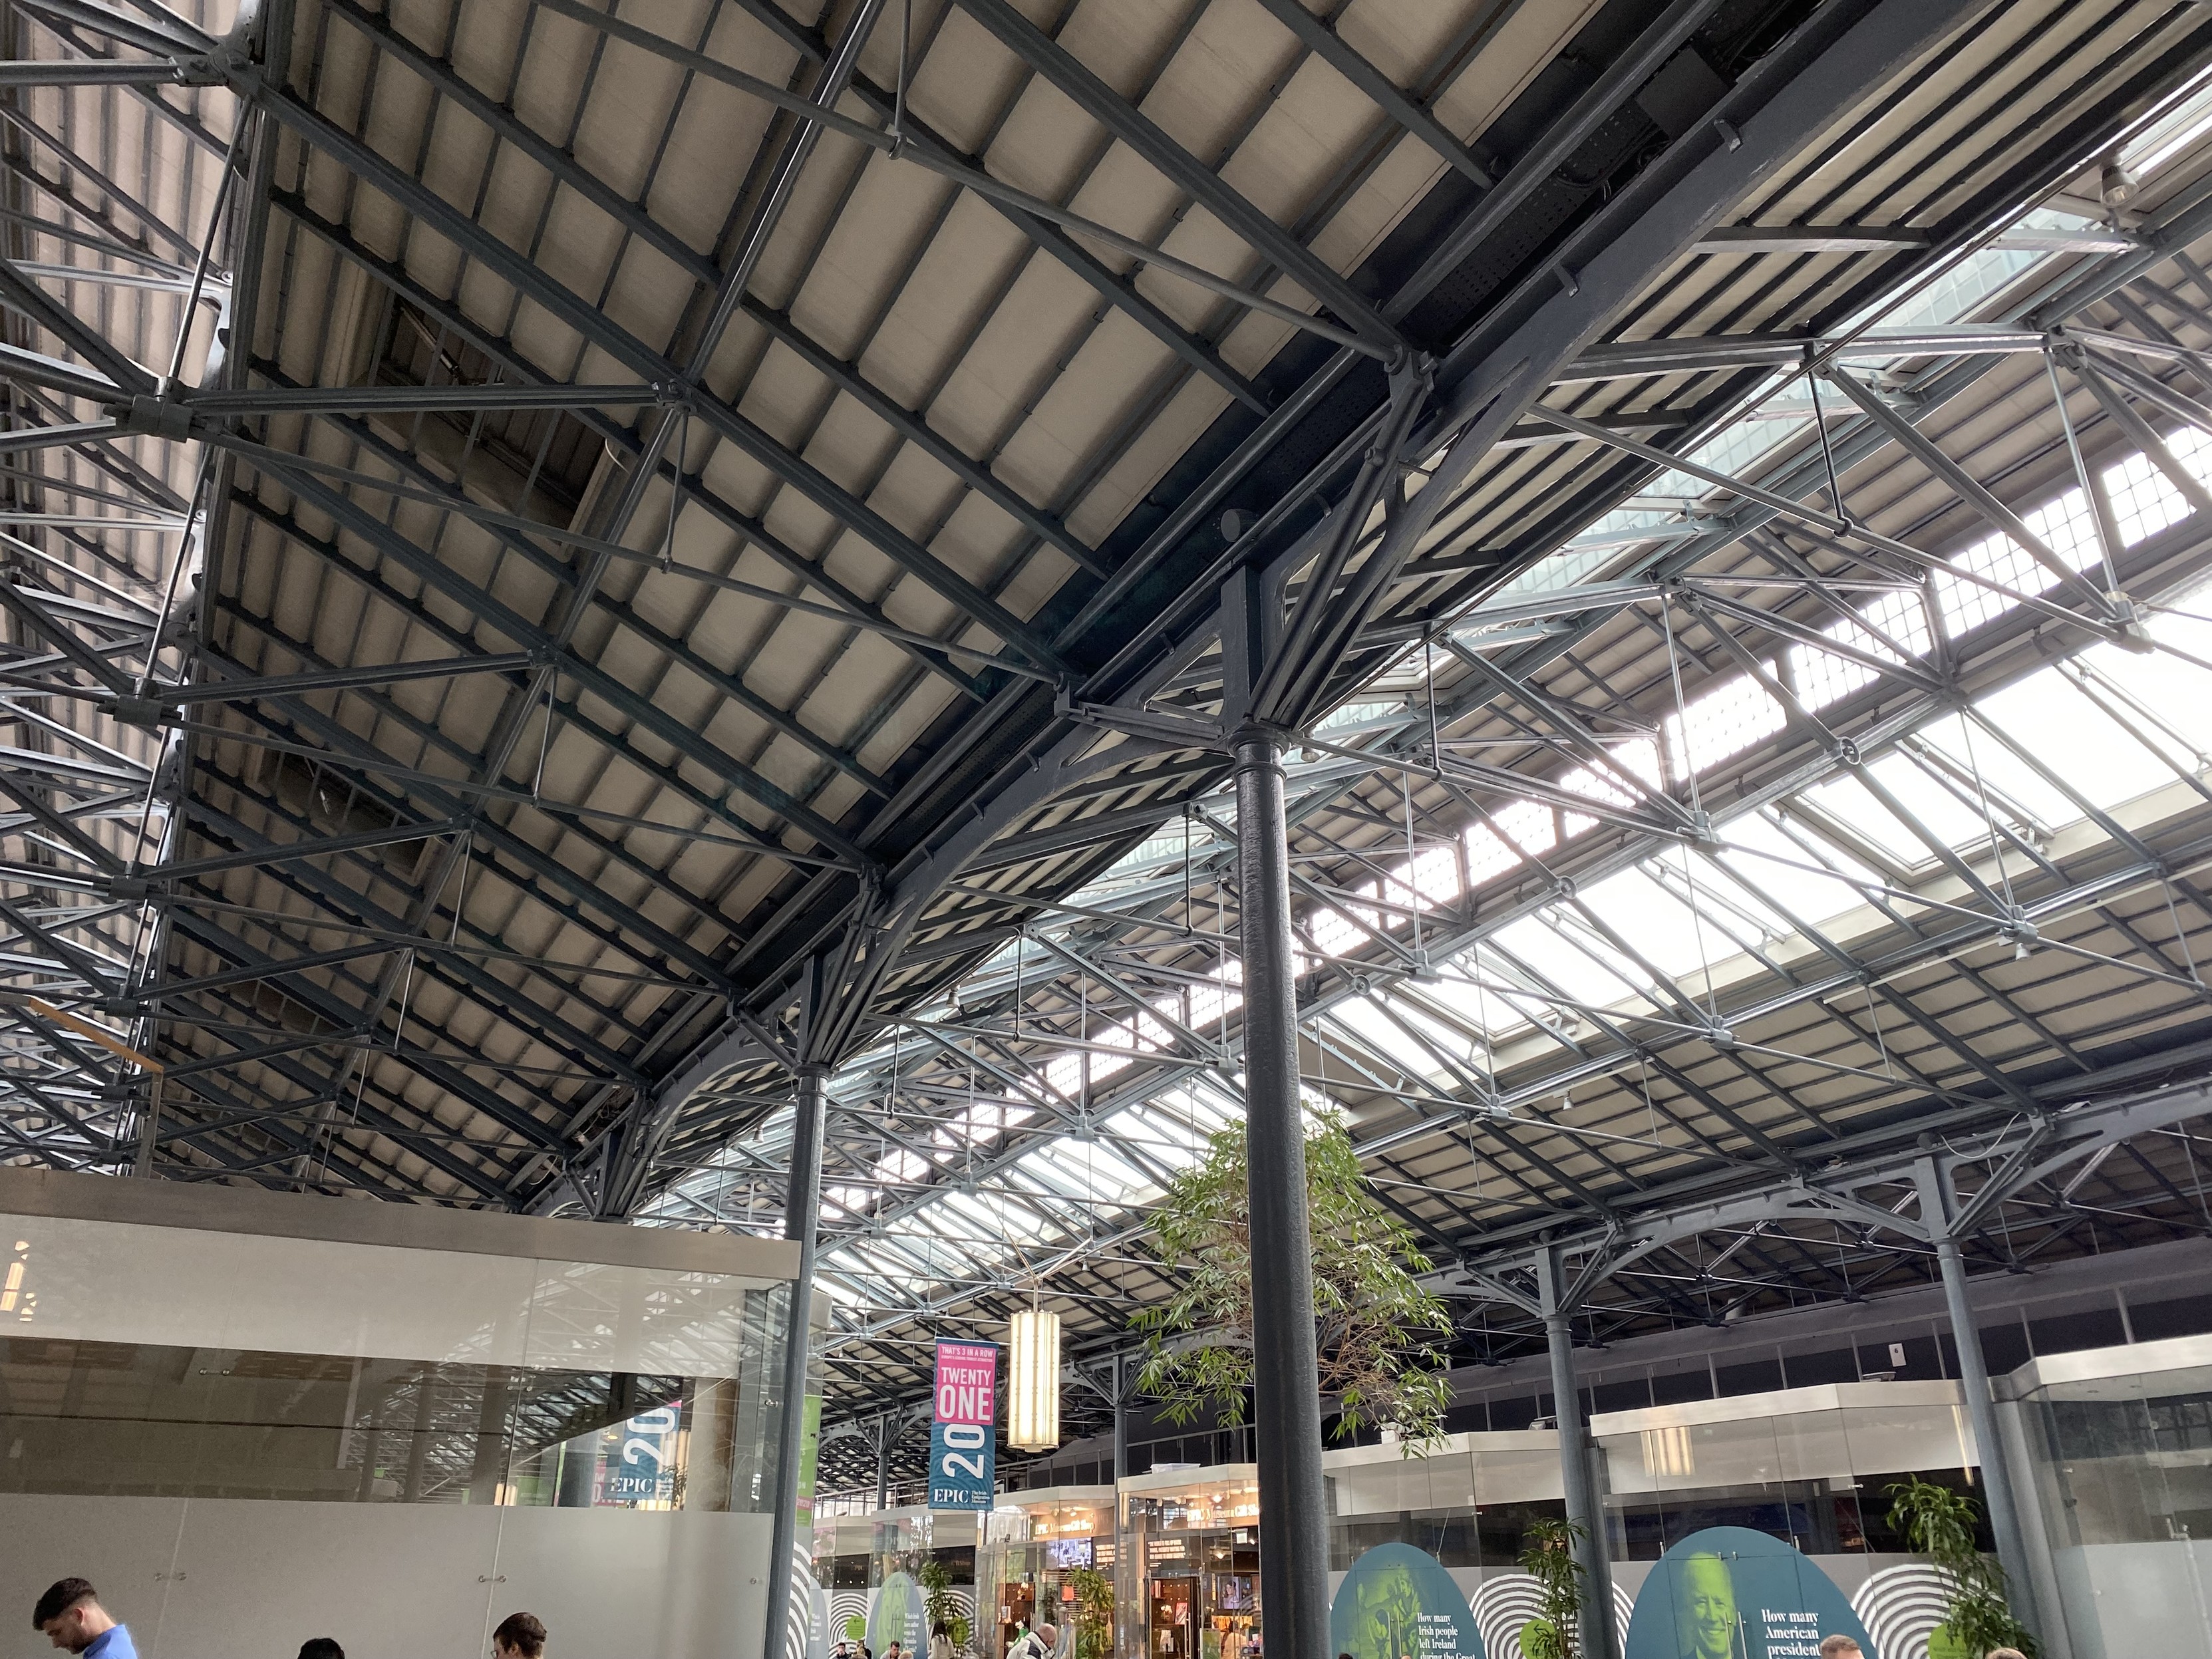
494,1612,548,1658
31,1581,97,1631
299,1641,346,1659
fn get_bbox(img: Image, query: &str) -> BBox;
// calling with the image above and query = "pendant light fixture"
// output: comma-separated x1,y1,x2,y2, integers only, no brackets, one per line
1007,1302,1061,1452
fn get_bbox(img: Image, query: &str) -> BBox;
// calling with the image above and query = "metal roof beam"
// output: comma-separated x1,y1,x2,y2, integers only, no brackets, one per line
952,0,1402,356
254,84,1070,679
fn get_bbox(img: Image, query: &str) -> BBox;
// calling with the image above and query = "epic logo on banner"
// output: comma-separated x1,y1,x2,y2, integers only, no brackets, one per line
929,1338,996,1511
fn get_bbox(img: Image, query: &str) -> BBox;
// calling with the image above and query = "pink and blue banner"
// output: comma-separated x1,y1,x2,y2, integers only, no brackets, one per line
927,1338,996,1510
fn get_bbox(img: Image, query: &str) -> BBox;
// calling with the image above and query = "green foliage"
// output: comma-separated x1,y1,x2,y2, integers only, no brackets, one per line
1132,1115,1453,1445
1886,1475,2036,1658
1064,1567,1114,1659
918,1559,959,1650
844,1616,867,1644
1516,1517,1586,1659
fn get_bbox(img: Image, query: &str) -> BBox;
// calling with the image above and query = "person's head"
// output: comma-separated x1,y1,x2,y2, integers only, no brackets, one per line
492,1612,546,1659
1674,1553,1736,1659
299,1642,345,1659
1036,1627,1057,1646
1817,1640,1862,1659
30,1582,114,1654
1984,1651,2026,1659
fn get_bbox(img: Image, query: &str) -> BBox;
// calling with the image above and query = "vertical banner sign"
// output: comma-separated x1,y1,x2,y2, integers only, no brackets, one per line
601,1402,680,1505
929,1338,997,1509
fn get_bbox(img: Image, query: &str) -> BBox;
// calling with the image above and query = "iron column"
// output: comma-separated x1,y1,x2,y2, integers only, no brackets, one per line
762,1062,828,1659
1113,1351,1132,1481
1934,1230,2038,1644
874,1412,891,1512
1537,1248,1616,1659
1233,726,1331,1659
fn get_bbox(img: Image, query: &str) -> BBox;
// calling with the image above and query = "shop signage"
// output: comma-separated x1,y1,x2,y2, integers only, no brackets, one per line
929,1337,997,1509
1331,1543,1486,1659
1621,1526,1877,1659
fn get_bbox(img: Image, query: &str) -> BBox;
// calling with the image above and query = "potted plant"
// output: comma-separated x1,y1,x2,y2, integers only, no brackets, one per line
1886,1475,2036,1658
1516,1517,1586,1659
918,1560,963,1656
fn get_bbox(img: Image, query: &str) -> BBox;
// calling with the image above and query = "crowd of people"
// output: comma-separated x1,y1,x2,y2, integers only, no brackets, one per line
25,1575,2032,1659
29,1577,550,1659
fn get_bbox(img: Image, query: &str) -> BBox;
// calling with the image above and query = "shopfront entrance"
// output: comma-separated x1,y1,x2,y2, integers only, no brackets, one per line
1120,1467,1261,1659
977,1487,1116,1659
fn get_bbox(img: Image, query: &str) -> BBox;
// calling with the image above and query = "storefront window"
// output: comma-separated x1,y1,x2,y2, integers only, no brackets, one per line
1120,1471,1261,1659
977,1491,1114,1658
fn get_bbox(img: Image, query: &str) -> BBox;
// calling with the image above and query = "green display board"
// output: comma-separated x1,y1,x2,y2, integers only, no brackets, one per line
869,1571,927,1653
1621,1528,1875,1659
1331,1543,1487,1659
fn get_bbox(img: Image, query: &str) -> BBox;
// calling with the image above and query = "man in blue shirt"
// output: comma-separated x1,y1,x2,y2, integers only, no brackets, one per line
31,1579,134,1659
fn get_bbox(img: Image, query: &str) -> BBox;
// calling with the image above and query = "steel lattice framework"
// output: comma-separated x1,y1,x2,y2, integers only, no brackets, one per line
5,0,2212,1500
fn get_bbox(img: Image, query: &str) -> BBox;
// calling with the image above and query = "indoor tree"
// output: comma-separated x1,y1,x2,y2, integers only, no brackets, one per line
1516,1517,1587,1659
1886,1475,2036,1658
917,1559,972,1655
1133,1114,1453,1445
1064,1566,1116,1659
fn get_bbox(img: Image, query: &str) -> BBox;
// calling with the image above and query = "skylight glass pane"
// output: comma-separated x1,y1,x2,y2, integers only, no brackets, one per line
1575,863,1720,982
1663,671,1788,778
1492,915,1645,1009
1793,771,1934,867
1974,665,2185,810
1791,587,1936,710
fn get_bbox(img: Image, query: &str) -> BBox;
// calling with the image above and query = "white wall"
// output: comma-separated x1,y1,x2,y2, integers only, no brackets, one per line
0,1493,776,1659
2051,1540,2212,1659
3,1211,774,1378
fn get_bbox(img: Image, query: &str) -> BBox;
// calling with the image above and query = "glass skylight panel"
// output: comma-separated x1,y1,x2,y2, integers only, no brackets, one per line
2125,66,2212,176
1329,994,1447,1078
1907,710,2079,833
1794,768,1943,867
1859,747,2002,853
2105,436,2206,545
1412,953,1507,1028
1869,237,2052,335
1315,698,1404,734
1662,670,1788,780
1790,587,1937,710
1713,812,1871,929
1463,821,1520,885
1492,913,1646,1010
1975,654,2197,808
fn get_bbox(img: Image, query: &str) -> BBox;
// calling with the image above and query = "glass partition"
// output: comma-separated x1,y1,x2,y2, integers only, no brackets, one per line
0,1189,799,1659
1325,1433,1567,1573
1592,1384,1979,1561
0,1282,786,1508
2024,1358,2212,1545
